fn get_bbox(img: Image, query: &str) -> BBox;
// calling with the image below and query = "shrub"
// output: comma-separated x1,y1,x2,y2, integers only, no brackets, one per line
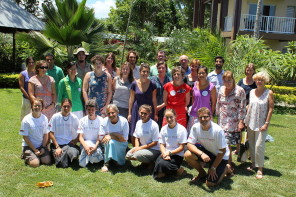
0,73,19,88
274,93,296,106
266,85,296,95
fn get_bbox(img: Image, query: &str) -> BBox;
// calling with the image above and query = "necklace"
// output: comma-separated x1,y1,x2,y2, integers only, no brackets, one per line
63,115,70,121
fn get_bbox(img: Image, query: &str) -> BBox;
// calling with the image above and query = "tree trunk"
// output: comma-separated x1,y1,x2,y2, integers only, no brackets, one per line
254,0,263,39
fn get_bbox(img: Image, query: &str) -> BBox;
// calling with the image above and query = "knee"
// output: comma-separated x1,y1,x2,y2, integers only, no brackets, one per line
184,150,194,161
41,155,51,165
29,159,40,168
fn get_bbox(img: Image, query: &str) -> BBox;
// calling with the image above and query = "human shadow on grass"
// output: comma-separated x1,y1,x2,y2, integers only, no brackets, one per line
190,178,234,192
234,162,282,177
106,160,132,175
274,106,296,115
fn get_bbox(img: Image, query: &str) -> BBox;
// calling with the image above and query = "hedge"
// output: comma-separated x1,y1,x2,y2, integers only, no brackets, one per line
0,73,19,88
266,85,296,95
274,93,296,106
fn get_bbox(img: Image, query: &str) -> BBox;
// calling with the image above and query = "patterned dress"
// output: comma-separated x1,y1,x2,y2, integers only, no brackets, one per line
88,71,109,116
29,75,56,121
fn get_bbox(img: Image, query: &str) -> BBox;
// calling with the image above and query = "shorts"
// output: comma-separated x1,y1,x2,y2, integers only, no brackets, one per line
22,146,50,163
195,146,228,184
225,131,240,145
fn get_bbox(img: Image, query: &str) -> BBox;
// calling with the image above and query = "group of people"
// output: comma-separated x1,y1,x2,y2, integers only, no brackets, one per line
19,48,274,186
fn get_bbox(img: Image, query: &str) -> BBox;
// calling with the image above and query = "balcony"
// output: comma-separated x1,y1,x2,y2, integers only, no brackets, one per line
224,14,296,34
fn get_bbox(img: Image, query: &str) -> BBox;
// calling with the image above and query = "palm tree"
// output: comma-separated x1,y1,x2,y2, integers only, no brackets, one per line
42,0,103,58
254,0,263,39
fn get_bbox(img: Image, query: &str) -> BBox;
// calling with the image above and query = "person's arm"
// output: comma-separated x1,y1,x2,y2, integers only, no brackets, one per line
131,138,158,153
260,90,274,132
152,89,158,121
128,88,135,122
57,80,65,106
109,132,126,142
238,88,246,131
19,73,29,99
89,136,100,155
28,82,36,103
82,72,90,104
49,132,63,157
163,89,168,106
208,148,226,181
78,133,91,155
210,87,217,117
112,77,117,93
185,91,191,111
101,73,112,115
169,143,185,155
23,136,40,154
160,143,170,160
51,80,56,105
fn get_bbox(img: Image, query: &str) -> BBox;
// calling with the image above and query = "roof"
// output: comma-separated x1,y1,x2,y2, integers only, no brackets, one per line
0,0,44,33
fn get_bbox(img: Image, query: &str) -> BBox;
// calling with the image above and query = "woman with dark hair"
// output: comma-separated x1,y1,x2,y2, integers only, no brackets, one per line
153,108,187,179
82,55,112,117
28,60,56,121
187,65,217,131
112,62,134,118
58,61,84,119
185,59,201,88
19,56,36,120
128,63,157,143
150,61,172,128
103,52,119,78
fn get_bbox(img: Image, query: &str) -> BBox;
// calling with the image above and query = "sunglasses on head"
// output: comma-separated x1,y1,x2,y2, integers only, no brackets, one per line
39,66,48,69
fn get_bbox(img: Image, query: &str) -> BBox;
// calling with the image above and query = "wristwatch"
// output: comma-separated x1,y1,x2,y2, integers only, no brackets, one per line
210,166,216,171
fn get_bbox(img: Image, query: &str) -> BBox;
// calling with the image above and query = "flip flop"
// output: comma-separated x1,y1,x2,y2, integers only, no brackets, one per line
101,165,109,172
256,171,263,179
36,181,53,188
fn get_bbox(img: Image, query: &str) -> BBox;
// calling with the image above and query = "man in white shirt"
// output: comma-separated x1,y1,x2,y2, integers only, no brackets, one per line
184,107,232,186
207,56,225,93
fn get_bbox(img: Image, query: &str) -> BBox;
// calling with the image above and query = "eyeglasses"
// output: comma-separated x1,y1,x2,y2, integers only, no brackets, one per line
39,66,48,69
199,116,210,119
140,112,148,115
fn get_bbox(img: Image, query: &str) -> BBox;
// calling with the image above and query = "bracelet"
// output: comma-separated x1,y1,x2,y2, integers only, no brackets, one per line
200,152,204,157
265,122,270,124
169,151,173,156
210,166,216,171
56,145,60,149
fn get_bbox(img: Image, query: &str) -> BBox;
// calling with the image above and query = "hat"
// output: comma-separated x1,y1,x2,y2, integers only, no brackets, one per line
73,48,89,55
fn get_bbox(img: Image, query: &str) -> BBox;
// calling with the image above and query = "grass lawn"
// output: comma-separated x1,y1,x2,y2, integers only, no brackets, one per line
0,88,295,197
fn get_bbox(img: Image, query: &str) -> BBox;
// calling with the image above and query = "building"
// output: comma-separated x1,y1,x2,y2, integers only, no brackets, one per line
194,0,296,52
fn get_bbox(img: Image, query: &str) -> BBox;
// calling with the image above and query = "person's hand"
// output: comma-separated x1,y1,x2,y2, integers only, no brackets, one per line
34,149,41,156
260,123,268,132
54,147,63,157
127,115,132,123
131,147,141,153
89,146,97,155
201,153,211,163
84,146,90,155
162,151,171,160
102,135,111,144
208,167,218,181
154,114,158,121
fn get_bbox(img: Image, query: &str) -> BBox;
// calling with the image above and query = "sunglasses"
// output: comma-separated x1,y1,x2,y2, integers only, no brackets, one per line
39,66,48,69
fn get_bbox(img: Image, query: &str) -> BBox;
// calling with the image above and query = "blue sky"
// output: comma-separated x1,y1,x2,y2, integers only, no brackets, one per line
85,0,116,19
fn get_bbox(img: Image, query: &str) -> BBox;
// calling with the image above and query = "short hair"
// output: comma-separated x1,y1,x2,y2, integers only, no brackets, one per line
35,60,47,75
119,62,134,83
139,63,150,72
105,52,117,71
31,97,45,110
91,55,105,65
171,66,185,78
126,51,139,64
139,104,152,114
164,108,176,116
245,63,256,75
197,107,211,116
156,50,166,60
179,55,189,62
61,98,72,107
253,71,270,83
63,61,77,70
45,53,55,60
106,104,119,113
85,99,97,109
197,65,208,75
222,70,235,87
156,61,168,71
215,56,224,63
25,56,35,66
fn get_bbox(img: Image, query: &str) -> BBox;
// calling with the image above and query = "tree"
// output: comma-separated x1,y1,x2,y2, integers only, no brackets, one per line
42,0,104,58
14,0,53,16
254,0,263,39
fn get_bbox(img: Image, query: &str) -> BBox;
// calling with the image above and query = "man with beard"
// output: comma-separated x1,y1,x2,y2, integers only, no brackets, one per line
126,51,140,80
207,56,225,92
73,48,93,80
184,107,232,186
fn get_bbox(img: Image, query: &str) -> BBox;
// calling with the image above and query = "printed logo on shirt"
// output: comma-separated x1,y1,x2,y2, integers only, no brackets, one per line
20,129,24,132
177,88,186,94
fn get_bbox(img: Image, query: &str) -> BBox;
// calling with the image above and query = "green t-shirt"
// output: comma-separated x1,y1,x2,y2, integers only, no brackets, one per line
47,65,65,94
58,75,83,112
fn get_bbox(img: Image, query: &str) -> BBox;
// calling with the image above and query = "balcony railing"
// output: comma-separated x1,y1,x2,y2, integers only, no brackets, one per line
224,14,296,34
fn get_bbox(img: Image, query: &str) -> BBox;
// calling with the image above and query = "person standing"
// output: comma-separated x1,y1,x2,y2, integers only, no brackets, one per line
103,52,119,79
73,47,93,80
185,107,232,186
45,53,64,94
149,50,171,77
49,99,80,168
126,51,140,80
207,56,225,93
179,55,191,76
19,56,36,120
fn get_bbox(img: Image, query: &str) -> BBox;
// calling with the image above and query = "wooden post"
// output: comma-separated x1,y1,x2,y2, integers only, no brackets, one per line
220,0,229,31
13,31,16,72
210,0,219,33
232,0,242,40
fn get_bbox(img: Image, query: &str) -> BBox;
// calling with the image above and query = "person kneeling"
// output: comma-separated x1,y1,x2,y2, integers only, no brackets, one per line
78,99,104,167
49,98,80,168
20,98,51,167
126,105,160,168
100,104,129,172
184,107,232,187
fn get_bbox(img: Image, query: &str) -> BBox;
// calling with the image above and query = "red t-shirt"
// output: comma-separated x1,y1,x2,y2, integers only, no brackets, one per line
164,82,191,107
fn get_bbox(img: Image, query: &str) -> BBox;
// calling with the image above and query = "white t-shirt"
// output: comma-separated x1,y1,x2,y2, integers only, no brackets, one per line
48,112,79,145
159,123,187,157
20,113,49,148
78,115,103,146
188,122,229,160
207,70,225,93
133,119,160,150
100,116,129,141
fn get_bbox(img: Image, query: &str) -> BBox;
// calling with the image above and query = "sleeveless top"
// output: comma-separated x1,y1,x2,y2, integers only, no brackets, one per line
190,82,215,117
113,76,132,109
88,71,108,115
245,89,270,131
21,70,30,98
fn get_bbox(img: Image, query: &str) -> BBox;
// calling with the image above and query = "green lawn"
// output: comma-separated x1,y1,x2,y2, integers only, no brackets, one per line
0,88,295,197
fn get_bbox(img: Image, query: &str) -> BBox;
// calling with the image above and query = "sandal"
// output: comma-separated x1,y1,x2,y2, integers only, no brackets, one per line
101,165,109,172
256,171,263,179
36,181,53,188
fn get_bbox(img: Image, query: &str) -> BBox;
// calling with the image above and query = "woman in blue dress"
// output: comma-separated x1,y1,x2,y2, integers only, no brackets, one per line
82,55,112,117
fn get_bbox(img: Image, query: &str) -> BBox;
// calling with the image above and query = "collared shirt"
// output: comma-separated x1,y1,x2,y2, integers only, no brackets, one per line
207,70,225,93
76,62,93,81
46,65,65,94
183,66,191,76
149,64,172,78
